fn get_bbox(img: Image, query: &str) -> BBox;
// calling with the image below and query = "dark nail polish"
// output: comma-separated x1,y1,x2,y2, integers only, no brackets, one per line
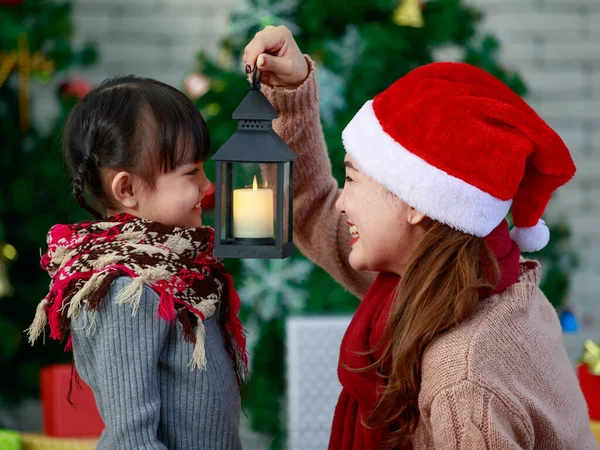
245,64,251,74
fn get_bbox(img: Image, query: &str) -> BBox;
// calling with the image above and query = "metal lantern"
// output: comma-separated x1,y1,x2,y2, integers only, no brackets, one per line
211,68,297,259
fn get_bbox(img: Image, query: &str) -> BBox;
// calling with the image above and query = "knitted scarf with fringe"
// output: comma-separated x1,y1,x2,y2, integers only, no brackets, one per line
27,213,248,376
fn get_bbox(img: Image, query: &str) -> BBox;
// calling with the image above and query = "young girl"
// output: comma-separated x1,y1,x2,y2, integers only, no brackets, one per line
27,76,247,450
244,27,598,449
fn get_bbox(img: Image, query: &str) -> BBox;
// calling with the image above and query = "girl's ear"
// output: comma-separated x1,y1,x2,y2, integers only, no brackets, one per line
110,171,138,209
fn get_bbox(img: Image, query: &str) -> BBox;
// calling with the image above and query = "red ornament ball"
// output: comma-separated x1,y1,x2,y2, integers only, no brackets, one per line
60,78,93,101
201,182,215,211
0,0,25,6
184,73,211,100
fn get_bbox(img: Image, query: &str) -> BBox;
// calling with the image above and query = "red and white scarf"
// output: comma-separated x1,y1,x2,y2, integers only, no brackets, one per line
27,213,248,376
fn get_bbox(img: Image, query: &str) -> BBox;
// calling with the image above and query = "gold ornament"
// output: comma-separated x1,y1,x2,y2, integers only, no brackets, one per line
0,242,17,298
218,49,233,69
205,103,221,116
393,0,424,28
212,79,227,93
581,339,600,376
0,34,55,131
1,243,17,261
0,260,12,298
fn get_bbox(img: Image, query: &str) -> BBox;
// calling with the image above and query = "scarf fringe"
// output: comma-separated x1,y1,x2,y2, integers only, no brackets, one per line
158,290,176,321
87,310,98,337
27,299,49,345
189,321,207,370
196,294,219,319
115,276,146,316
186,296,219,371
67,270,111,319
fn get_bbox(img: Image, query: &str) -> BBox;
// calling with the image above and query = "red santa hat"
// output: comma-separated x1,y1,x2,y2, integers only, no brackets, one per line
341,62,575,252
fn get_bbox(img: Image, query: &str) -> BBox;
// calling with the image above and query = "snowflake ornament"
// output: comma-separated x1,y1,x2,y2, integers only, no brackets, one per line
228,0,301,38
238,258,313,322
315,25,366,127
325,25,366,77
315,65,346,128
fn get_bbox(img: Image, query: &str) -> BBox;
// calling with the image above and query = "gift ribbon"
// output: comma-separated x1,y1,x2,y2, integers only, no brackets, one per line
0,34,55,131
581,339,600,376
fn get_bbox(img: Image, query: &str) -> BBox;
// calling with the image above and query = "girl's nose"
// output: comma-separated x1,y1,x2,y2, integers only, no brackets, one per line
201,177,212,193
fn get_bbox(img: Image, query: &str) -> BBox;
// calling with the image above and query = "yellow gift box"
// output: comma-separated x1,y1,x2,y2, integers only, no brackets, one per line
13,426,600,448
592,421,600,445
20,433,98,450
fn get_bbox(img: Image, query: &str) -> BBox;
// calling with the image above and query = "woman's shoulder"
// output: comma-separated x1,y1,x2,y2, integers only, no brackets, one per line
420,259,565,401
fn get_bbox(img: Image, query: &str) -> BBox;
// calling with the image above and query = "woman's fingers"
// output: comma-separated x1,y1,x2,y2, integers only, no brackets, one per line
243,26,308,87
257,53,293,76
243,26,287,71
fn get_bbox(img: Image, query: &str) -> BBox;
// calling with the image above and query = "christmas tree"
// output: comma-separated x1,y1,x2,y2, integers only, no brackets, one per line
189,0,577,447
0,0,96,410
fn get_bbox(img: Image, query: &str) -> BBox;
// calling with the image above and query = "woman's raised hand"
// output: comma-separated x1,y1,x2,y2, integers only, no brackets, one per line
243,25,309,88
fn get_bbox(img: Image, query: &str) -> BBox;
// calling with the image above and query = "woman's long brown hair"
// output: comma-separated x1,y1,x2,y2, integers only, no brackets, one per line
360,221,500,449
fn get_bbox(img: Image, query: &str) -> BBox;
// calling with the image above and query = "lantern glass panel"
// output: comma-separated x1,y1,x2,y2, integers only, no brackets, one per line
281,162,291,246
219,162,276,243
218,162,231,241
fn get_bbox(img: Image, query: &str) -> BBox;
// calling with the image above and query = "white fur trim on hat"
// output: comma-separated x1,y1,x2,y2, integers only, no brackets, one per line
341,101,512,237
509,219,549,253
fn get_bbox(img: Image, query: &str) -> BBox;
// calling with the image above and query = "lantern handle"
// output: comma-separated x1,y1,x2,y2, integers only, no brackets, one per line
251,64,262,91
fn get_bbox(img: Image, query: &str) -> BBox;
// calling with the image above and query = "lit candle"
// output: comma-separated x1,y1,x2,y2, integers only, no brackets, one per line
233,175,274,239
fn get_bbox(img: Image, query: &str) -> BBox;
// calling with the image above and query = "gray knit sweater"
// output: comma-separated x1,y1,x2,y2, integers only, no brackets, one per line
71,276,242,450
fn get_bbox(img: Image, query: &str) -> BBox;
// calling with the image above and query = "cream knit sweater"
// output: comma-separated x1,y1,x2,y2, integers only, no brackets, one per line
261,58,598,449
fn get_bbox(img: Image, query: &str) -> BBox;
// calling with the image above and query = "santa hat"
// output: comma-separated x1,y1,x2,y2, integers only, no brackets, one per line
341,62,575,252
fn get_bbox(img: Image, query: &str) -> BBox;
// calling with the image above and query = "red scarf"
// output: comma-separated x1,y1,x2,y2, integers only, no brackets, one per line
329,220,521,449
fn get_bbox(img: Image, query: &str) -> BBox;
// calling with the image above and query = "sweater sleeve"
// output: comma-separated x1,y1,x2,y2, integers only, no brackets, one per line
427,380,534,450
260,56,376,299
71,277,169,450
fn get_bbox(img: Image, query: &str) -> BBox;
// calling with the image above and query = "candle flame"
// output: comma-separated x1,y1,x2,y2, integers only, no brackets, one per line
264,179,268,188
253,175,258,191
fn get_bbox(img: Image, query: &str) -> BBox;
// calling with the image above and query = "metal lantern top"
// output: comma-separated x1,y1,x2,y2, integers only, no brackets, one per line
211,66,297,164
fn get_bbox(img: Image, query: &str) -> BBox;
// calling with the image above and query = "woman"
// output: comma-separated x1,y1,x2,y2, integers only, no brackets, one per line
244,26,597,449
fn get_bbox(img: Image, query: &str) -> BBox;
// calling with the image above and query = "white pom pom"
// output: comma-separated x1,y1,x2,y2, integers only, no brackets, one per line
509,219,550,253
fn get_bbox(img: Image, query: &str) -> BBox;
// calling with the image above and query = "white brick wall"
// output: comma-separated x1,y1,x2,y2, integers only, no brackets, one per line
471,0,600,324
71,0,238,87
67,0,600,324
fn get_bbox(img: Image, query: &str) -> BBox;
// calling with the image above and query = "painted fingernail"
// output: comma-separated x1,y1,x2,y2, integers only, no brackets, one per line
245,64,251,74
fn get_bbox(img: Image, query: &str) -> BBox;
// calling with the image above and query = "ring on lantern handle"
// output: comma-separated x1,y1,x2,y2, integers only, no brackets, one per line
251,64,262,91
211,65,297,259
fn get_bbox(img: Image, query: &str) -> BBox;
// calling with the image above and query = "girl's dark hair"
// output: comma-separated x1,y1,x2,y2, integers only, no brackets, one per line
63,75,211,219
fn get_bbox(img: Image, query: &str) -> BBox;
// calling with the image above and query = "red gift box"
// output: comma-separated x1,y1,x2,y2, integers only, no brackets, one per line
578,364,600,421
40,364,104,437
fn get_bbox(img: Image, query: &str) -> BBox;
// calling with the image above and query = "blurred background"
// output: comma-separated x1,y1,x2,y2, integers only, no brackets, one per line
0,0,599,449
